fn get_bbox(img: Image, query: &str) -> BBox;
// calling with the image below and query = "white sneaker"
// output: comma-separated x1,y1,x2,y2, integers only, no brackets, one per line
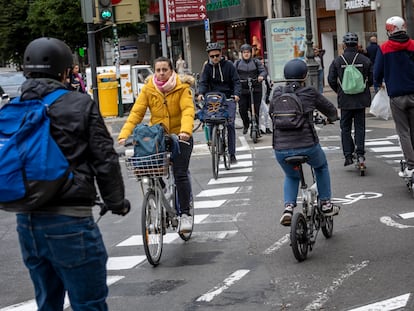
398,167,414,178
179,214,193,234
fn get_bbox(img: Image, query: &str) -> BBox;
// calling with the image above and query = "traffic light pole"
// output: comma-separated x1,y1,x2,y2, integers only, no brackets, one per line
112,22,123,117
87,22,99,107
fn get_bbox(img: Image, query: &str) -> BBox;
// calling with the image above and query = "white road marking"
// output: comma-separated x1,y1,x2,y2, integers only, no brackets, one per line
182,230,238,243
235,153,252,159
107,256,146,270
219,167,253,174
377,153,404,158
237,136,250,151
399,212,414,219
370,146,402,153
380,216,414,229
254,145,272,150
347,293,410,311
196,269,250,302
208,176,248,185
197,187,239,197
0,276,125,311
195,200,226,209
221,160,253,168
263,234,290,254
365,140,394,146
304,261,369,311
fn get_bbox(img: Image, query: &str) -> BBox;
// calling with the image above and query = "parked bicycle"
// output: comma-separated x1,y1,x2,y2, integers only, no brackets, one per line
124,138,194,266
199,92,232,179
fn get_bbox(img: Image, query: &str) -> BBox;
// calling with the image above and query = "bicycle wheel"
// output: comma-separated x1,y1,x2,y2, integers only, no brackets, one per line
142,189,163,266
251,121,258,144
290,212,308,262
322,215,334,238
211,125,220,179
222,125,231,170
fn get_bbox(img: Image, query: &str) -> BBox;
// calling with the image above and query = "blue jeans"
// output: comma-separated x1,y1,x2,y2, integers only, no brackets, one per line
16,214,108,311
275,144,332,205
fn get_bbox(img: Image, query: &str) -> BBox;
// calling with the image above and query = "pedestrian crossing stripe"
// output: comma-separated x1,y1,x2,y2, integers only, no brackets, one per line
208,176,248,185
195,200,226,208
197,187,239,197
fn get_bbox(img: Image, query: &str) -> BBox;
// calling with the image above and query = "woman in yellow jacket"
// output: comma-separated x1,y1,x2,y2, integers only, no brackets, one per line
118,56,195,233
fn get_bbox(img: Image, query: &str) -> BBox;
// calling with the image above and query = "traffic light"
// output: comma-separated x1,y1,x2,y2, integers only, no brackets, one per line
98,0,113,23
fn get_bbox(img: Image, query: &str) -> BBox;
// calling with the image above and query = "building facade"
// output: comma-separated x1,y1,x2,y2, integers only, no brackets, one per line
124,0,409,79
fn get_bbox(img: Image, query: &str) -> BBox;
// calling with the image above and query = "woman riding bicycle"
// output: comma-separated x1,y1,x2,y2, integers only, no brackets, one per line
269,58,340,226
118,56,195,234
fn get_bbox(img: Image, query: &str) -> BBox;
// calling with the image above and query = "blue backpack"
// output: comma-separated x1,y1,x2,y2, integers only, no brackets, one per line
0,89,72,210
133,123,166,157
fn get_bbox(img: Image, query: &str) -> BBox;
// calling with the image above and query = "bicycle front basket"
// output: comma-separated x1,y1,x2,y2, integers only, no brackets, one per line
125,152,170,178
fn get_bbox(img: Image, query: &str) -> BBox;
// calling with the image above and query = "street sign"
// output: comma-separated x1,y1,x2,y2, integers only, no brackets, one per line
167,0,207,22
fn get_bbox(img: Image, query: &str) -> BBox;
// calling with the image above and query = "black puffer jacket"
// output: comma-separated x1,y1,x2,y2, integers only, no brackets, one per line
17,78,125,216
269,83,338,151
327,46,373,109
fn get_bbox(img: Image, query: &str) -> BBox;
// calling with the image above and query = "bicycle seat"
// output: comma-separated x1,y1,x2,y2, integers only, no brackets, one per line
284,155,308,165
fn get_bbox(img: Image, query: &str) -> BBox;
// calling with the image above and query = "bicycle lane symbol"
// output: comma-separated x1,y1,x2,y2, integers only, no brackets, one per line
331,192,382,205
331,192,414,229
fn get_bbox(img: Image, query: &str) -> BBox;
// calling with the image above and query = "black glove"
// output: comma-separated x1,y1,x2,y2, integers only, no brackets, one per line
107,199,131,216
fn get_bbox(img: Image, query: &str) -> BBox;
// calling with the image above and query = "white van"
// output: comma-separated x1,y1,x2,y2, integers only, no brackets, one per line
85,64,153,105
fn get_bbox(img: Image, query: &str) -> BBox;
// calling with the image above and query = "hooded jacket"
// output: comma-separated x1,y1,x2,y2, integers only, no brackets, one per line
328,46,373,109
374,33,414,97
269,83,338,150
118,74,195,140
15,78,125,216
198,57,241,99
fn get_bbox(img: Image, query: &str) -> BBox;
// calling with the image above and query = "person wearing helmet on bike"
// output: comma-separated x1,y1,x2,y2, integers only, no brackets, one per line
374,16,414,179
11,37,130,310
270,58,339,226
235,43,267,135
328,32,372,167
197,42,241,164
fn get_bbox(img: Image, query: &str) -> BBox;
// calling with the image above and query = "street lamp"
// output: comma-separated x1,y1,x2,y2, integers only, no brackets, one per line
304,0,319,88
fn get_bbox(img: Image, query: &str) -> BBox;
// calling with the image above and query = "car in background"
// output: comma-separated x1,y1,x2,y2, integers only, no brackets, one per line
0,70,26,99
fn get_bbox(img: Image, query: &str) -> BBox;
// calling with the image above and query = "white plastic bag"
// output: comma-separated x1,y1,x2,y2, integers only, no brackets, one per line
370,88,391,120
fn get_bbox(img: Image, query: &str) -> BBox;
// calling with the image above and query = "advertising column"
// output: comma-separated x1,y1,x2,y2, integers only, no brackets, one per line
264,17,306,82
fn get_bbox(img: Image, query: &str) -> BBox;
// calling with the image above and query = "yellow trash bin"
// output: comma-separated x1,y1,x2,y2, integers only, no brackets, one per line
97,73,118,117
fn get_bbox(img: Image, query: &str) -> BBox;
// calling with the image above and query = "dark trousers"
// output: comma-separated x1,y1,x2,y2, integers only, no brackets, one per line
238,90,262,129
172,138,193,215
340,108,366,158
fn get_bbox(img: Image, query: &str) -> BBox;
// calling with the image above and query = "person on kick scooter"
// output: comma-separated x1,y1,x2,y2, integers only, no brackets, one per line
270,59,340,226
235,44,267,136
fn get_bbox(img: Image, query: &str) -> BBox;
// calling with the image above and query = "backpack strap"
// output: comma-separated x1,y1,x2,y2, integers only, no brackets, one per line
351,53,359,65
42,89,69,106
339,54,349,65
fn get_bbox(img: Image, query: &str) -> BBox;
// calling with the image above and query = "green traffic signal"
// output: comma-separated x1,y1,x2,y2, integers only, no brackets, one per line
100,9,112,21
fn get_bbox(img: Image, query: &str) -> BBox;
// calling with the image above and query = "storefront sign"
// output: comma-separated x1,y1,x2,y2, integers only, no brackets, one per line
264,17,306,81
344,0,370,10
206,0,241,11
167,0,207,22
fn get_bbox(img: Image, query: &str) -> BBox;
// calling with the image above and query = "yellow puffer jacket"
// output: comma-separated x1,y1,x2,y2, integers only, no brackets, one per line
118,74,195,140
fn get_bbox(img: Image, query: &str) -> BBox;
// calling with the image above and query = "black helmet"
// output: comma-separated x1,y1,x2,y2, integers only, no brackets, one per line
23,37,73,79
206,42,222,52
240,44,252,52
283,59,308,80
343,32,358,46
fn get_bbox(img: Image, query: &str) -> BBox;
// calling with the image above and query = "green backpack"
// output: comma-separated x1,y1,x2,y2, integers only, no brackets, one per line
339,53,366,95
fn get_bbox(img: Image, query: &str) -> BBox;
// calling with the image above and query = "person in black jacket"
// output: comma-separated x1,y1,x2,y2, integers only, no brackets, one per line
328,32,373,167
197,42,241,163
235,44,267,134
270,59,339,226
13,37,130,311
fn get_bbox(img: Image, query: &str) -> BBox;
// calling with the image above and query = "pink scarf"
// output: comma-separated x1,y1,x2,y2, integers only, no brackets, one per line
153,71,177,93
